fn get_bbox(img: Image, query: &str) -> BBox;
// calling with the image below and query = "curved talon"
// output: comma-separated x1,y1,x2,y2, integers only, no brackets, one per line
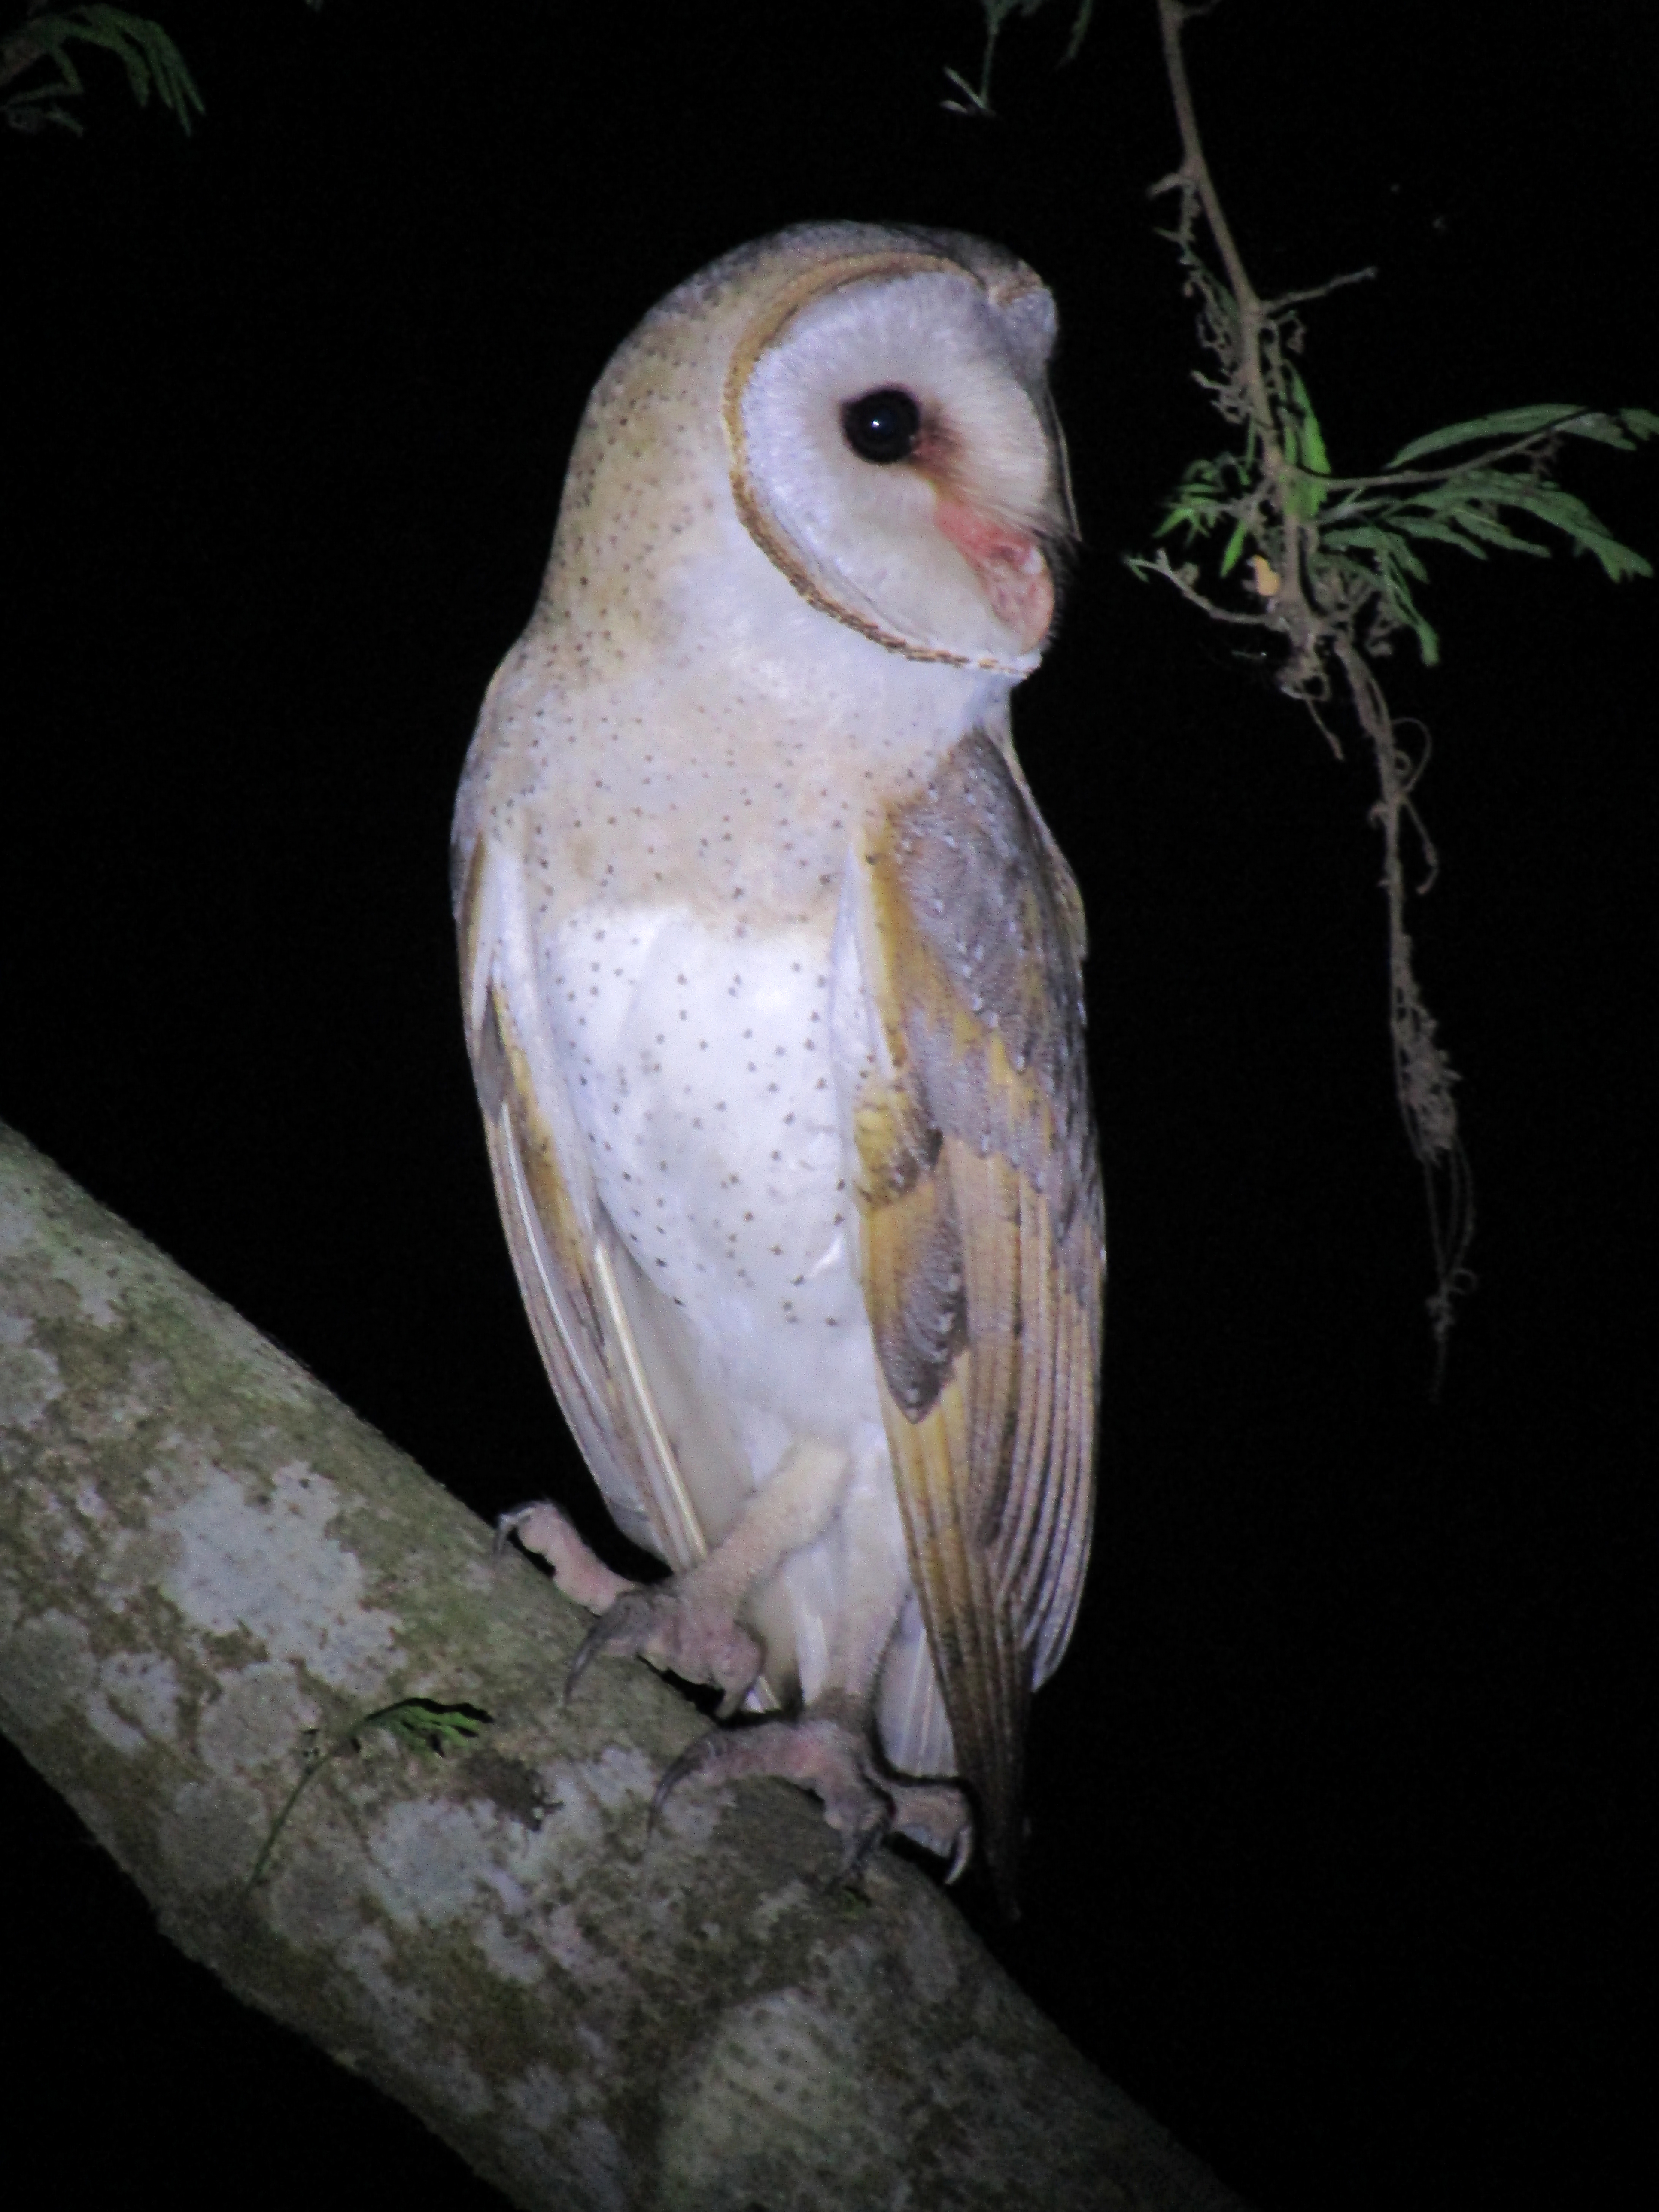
888,1781,975,1883
564,1585,763,1711
492,1500,552,1559
945,1823,974,1886
647,1730,721,1835
564,1592,652,1702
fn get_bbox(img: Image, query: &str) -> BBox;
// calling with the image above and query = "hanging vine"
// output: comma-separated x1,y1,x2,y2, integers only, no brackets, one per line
947,0,1654,1383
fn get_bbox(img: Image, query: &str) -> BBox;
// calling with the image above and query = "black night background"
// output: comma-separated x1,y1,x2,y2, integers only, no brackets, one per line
3,4,1653,2206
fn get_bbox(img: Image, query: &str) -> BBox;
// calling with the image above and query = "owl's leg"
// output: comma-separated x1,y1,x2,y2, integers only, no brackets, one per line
563,1441,854,1718
652,1468,973,1884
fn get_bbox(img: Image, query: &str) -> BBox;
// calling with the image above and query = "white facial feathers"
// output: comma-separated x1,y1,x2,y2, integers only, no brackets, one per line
737,269,1069,667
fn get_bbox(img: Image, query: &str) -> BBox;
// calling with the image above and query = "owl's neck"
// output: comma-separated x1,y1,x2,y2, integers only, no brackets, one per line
469,625,1019,933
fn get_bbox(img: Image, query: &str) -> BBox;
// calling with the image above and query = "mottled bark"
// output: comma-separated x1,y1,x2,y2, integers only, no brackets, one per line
0,1123,1244,2212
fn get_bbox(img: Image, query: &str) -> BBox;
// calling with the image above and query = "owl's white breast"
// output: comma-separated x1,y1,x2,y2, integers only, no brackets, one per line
542,891,879,1443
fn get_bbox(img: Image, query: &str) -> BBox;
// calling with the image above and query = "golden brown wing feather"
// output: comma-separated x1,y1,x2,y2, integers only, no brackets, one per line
852,729,1103,1900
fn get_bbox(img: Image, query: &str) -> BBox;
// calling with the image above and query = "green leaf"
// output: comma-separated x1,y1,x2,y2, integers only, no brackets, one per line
1443,509,1549,556
1558,415,1643,451
1392,515,1491,558
1603,541,1652,581
1387,405,1595,467
1322,523,1430,581
1316,522,1441,662
1154,454,1246,544
368,1699,492,1757
1287,370,1331,474
1364,464,1654,581
1155,498,1221,541
1465,480,1653,577
1285,475,1326,522
1490,481,1606,532
1219,514,1250,576
1399,476,1512,516
4,7,203,136
1562,529,1653,583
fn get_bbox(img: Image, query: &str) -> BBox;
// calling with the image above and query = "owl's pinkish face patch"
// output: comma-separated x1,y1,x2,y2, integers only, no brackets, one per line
930,493,1054,652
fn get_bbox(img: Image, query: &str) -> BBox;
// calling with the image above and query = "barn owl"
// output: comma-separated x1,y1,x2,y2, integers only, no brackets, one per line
455,222,1102,1905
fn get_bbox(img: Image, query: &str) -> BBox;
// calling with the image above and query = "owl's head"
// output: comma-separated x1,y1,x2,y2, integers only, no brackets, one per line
545,225,1076,685
724,230,1075,672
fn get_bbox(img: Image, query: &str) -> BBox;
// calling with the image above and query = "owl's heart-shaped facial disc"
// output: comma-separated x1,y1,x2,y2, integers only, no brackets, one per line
727,250,1074,672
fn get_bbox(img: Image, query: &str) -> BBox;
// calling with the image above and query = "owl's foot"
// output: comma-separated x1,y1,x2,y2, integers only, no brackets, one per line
651,1709,974,1886
567,1580,765,1718
500,1499,760,1709
495,1500,638,1615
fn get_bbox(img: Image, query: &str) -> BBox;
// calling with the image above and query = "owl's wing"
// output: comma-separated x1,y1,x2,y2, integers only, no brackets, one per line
456,835,749,1581
850,728,1103,1900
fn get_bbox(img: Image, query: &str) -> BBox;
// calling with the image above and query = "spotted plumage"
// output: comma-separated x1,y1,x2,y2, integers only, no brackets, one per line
456,222,1102,1901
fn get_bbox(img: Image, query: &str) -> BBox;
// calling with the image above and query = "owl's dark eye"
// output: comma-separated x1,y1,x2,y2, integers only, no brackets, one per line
840,387,921,465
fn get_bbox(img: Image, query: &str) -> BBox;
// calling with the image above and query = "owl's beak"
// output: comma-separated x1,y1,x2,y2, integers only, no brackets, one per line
930,493,1054,654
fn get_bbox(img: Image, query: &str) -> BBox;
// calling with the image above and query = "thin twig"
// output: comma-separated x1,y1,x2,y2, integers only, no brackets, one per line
1261,268,1379,314
1133,549,1275,625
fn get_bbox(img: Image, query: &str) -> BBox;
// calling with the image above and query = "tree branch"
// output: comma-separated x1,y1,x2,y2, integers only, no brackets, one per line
0,1121,1246,2212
